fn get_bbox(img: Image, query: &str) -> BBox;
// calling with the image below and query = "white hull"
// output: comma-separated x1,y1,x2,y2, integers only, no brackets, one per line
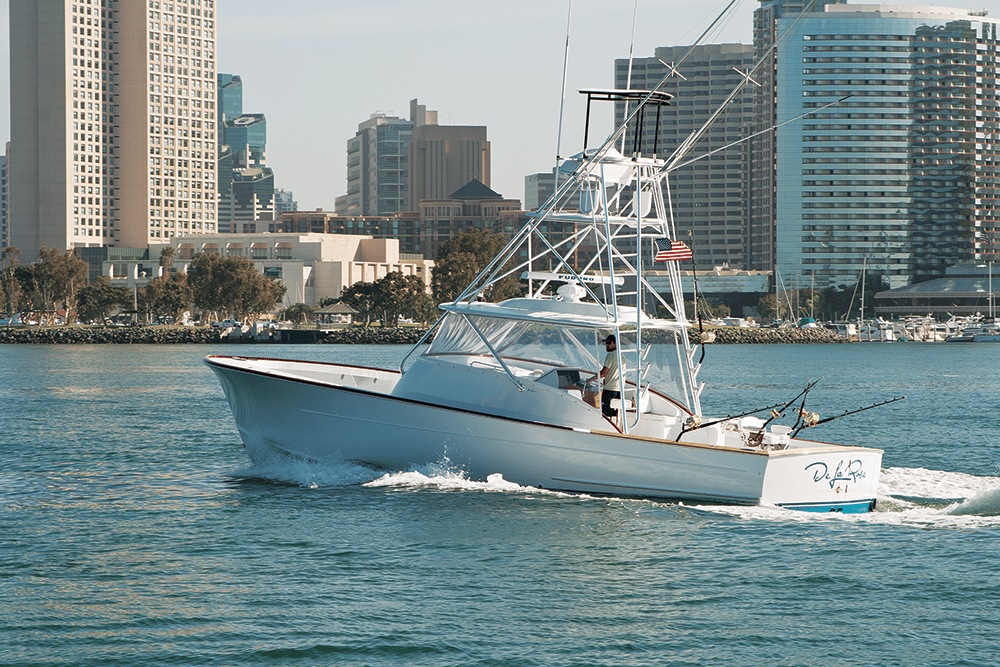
207,355,882,513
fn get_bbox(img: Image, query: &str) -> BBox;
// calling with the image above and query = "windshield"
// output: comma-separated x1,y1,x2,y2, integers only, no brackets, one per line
424,313,690,405
426,313,601,370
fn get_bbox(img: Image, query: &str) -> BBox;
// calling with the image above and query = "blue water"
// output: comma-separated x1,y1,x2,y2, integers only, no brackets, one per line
2,342,998,667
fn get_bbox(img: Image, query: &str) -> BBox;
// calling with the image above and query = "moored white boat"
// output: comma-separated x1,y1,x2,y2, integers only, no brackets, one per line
208,45,886,513
945,321,1000,342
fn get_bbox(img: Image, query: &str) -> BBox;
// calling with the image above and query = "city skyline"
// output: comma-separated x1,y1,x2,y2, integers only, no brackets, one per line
2,0,756,214
0,0,973,216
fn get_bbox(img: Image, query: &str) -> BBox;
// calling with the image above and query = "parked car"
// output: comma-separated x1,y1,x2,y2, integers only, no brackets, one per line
211,319,241,329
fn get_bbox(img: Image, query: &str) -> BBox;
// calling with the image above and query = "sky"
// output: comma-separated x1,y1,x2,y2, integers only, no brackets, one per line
0,0,961,211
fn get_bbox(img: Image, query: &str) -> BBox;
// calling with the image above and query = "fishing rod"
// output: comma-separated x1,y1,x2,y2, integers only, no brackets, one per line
764,379,820,429
748,379,821,446
679,400,787,436
791,396,906,438
790,378,818,432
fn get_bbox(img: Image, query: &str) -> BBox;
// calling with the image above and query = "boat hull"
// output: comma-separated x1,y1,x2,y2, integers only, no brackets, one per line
206,356,882,513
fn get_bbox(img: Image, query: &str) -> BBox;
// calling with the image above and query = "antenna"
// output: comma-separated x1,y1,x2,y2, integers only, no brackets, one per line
620,0,639,153
554,0,573,190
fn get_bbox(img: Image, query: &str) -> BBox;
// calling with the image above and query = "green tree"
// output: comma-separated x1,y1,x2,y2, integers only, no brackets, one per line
0,247,22,320
432,229,521,303
757,294,780,321
31,246,88,324
685,298,730,321
138,272,193,323
369,272,434,327
77,276,132,323
316,296,339,309
187,253,286,323
14,265,40,323
283,303,314,324
158,245,175,269
337,281,377,327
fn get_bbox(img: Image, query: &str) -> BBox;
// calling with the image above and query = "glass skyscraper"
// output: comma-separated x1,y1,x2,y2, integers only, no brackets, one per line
771,4,999,290
218,73,242,127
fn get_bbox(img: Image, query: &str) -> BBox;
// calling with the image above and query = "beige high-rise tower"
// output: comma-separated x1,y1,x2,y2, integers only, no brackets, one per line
9,0,218,261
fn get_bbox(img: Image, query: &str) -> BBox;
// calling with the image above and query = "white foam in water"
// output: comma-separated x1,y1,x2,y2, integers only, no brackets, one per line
233,454,564,496
235,455,1000,526
695,466,1000,527
880,466,998,503
363,459,567,496
364,469,532,493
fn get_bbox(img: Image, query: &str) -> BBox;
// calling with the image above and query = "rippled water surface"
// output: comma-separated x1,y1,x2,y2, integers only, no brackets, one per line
2,342,998,666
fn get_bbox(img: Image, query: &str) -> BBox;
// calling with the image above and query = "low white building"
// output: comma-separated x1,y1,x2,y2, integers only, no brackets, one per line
103,232,433,309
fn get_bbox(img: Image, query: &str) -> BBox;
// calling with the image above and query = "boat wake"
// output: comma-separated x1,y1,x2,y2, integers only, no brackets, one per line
228,455,567,497
693,466,1000,526
880,467,1000,518
364,469,551,494
230,457,1000,525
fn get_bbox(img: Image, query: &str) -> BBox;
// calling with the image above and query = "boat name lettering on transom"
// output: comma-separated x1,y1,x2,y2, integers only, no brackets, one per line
804,459,866,488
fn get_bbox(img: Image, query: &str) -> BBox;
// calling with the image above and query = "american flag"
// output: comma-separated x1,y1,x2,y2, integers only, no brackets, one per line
654,238,693,262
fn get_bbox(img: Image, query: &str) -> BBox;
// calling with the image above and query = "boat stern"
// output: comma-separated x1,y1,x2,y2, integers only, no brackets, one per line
760,444,883,513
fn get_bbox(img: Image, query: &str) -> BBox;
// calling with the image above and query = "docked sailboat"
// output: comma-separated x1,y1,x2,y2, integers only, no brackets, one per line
207,82,884,512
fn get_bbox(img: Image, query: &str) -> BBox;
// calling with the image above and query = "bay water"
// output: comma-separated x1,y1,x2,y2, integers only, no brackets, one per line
2,341,998,666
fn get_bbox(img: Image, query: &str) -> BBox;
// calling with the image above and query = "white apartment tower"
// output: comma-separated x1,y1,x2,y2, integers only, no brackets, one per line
9,0,218,262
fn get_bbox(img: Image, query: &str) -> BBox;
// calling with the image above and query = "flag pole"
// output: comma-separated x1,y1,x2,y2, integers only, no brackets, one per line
687,229,706,363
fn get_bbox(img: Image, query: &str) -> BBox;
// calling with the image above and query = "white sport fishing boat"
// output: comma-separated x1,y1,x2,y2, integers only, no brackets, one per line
207,85,885,513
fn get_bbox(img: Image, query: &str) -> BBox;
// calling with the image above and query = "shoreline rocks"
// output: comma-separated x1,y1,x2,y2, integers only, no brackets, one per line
700,326,849,344
0,325,225,345
0,324,848,345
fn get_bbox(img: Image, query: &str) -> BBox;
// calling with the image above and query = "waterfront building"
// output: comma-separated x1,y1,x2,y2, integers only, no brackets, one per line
339,101,435,217
101,233,433,309
750,1,849,273
215,74,272,234
274,211,423,256
278,180,523,259
873,263,999,319
274,189,297,215
9,0,219,261
217,114,273,234
614,44,756,271
416,180,521,259
524,171,556,211
764,3,1000,290
1,149,8,249
341,112,412,216
221,113,266,168
409,121,491,206
647,266,772,318
217,73,242,129
339,99,491,219
224,167,275,234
